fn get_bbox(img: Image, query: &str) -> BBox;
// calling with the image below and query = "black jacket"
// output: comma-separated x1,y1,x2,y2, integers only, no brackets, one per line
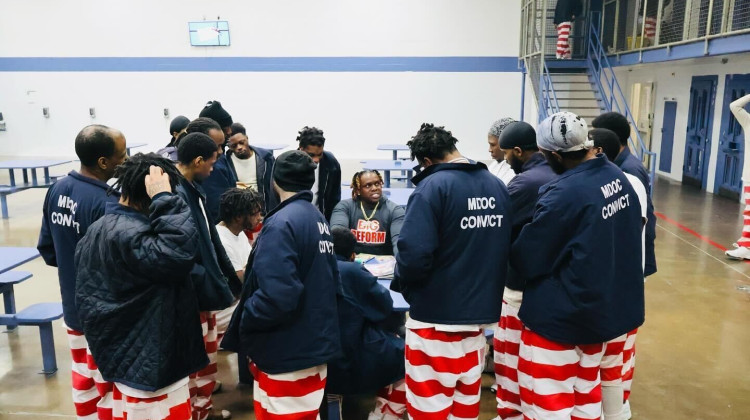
74,194,208,391
554,0,583,24
316,151,342,221
177,177,240,307
222,191,342,374
225,147,279,213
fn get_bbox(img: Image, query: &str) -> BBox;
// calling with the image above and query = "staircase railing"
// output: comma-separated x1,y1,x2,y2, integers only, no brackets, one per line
586,11,657,188
539,60,561,121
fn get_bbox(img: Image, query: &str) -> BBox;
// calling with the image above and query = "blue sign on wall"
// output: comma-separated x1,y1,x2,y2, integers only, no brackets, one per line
188,21,230,47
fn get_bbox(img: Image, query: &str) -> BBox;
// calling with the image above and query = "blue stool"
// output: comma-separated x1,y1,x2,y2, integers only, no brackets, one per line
0,302,64,374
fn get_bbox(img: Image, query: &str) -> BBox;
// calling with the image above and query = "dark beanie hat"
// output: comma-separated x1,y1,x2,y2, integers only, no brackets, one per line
273,150,317,192
169,115,190,135
499,121,538,150
199,101,233,128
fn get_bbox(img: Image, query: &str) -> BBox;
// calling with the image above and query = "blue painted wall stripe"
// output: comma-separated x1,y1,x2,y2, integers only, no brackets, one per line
0,56,521,72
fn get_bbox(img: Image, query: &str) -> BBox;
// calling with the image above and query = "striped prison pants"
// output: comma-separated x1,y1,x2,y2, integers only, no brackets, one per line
600,334,627,420
66,326,114,420
517,328,605,420
738,185,750,248
111,382,192,420
644,16,657,42
556,22,572,59
250,362,327,420
188,311,218,420
372,379,408,420
493,289,524,420
622,329,638,415
404,326,487,419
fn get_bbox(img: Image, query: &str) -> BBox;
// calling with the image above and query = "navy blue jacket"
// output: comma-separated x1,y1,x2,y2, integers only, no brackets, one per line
327,257,404,395
200,154,237,224
512,156,645,344
75,194,207,391
615,147,657,277
507,153,558,242
177,178,239,309
393,161,512,325
221,191,342,374
37,171,120,332
316,151,342,221
225,147,279,213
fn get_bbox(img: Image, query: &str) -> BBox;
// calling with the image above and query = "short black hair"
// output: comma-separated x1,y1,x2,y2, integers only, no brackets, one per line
75,125,117,167
186,117,222,136
219,188,264,224
110,153,181,212
177,133,219,165
230,122,246,136
589,128,621,162
591,112,631,146
296,126,325,148
558,148,590,161
332,226,356,259
407,123,459,162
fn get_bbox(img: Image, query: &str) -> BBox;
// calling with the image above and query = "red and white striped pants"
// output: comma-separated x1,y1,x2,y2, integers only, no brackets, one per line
372,380,408,420
494,290,524,420
250,362,327,420
112,382,192,420
737,185,750,247
517,329,605,420
644,16,657,40
189,311,218,420
556,22,572,59
600,334,627,419
66,326,114,420
622,329,638,403
404,327,486,420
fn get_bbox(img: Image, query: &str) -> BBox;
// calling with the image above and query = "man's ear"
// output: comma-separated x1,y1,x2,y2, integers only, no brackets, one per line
551,151,563,163
96,156,109,171
422,157,434,167
513,147,524,157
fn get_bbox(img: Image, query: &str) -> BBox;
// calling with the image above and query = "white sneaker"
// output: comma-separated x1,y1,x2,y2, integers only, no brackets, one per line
367,411,384,420
726,245,750,260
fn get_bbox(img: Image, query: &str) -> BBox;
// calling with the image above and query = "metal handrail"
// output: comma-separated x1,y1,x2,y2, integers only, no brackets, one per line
540,60,561,120
587,11,657,188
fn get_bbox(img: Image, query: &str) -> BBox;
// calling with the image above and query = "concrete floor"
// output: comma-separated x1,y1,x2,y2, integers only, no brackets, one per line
1,165,750,419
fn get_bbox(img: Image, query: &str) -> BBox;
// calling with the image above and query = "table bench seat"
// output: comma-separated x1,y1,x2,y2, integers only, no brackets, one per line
0,302,64,374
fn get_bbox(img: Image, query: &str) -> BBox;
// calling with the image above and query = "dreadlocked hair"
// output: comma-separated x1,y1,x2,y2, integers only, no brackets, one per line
407,123,459,162
219,187,265,224
109,153,182,213
350,170,384,200
296,126,326,148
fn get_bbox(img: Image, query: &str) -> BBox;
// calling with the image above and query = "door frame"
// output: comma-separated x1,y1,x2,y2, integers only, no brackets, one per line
659,100,678,173
714,73,750,200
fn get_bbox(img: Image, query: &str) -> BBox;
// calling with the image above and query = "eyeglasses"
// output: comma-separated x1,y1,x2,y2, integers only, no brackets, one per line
361,181,383,190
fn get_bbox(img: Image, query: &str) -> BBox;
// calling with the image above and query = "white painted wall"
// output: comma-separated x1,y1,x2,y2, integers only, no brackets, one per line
615,54,750,194
0,0,523,161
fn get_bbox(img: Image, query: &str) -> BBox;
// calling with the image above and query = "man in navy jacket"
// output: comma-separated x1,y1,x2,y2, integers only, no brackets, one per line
393,123,511,420
512,112,644,420
186,117,238,224
225,123,278,213
37,124,127,419
176,133,237,420
222,150,341,420
592,111,657,277
296,126,341,221
493,121,557,420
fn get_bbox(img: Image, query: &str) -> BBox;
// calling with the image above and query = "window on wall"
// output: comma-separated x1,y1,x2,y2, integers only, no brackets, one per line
188,21,230,46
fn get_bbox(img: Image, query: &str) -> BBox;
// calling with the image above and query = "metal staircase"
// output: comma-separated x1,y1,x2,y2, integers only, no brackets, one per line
519,3,656,188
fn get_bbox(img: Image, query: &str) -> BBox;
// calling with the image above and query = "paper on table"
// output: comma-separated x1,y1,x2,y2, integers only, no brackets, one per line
357,254,396,278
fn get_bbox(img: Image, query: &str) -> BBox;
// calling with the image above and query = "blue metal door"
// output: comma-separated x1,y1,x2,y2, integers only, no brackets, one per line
659,101,677,172
715,74,750,200
683,75,717,189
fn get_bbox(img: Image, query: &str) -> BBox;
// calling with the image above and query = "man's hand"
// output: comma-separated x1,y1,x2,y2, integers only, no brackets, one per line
145,166,172,198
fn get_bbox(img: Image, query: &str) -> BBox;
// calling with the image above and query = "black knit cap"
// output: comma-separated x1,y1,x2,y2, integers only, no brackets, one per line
169,115,190,135
499,121,538,150
273,150,317,192
199,100,233,128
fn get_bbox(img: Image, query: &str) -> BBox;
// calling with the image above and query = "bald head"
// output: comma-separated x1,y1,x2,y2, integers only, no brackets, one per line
74,125,127,180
